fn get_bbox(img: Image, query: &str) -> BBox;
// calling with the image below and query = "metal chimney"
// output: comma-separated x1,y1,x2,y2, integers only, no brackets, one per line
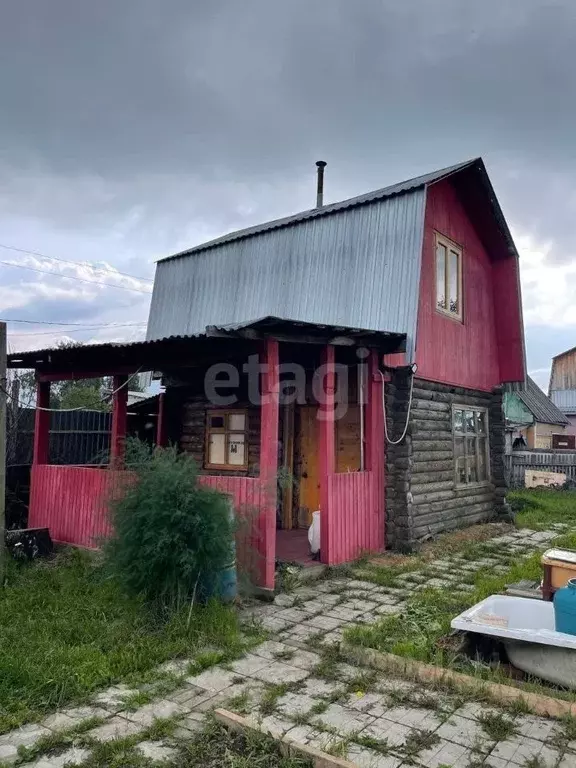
316,161,327,208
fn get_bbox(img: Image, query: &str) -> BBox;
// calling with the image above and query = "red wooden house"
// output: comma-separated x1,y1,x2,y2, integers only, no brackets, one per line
8,157,525,590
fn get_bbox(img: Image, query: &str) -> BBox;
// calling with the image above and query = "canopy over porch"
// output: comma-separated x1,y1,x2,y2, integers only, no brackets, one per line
8,317,406,590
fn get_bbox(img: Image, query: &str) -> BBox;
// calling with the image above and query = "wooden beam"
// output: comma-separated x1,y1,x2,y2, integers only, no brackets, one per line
33,381,50,465
37,366,140,382
259,338,279,590
318,344,336,563
156,392,168,447
281,402,295,530
110,375,128,467
214,709,356,768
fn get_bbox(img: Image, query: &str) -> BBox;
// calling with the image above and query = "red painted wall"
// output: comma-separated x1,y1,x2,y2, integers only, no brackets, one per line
29,465,120,548
416,179,520,391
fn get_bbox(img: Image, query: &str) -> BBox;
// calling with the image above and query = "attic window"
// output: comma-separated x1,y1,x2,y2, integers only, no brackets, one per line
205,410,248,470
435,233,462,320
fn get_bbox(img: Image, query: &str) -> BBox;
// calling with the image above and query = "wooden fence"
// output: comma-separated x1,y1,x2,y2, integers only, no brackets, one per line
505,450,576,488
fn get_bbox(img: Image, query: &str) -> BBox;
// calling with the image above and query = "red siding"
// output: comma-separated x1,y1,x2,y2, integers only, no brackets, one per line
416,180,501,391
29,465,121,548
198,475,266,588
322,350,385,565
492,255,525,383
325,472,381,564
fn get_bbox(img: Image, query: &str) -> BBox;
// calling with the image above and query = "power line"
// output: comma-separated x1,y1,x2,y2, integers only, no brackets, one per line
0,317,147,327
9,324,147,337
0,260,153,294
0,242,154,282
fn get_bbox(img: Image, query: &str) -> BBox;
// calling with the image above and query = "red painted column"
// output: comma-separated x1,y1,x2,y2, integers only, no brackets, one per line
110,374,128,467
366,350,385,551
33,380,51,465
259,339,279,590
318,344,336,563
156,392,167,447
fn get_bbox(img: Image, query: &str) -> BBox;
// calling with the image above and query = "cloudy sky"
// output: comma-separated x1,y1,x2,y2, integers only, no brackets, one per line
1,0,575,387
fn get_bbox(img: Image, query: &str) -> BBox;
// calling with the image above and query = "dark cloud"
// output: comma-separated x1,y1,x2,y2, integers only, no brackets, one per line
1,0,575,364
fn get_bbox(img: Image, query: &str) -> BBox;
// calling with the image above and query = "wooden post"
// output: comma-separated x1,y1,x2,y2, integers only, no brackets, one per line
0,323,6,583
259,339,279,590
110,374,128,467
366,350,385,552
156,392,167,447
318,344,336,563
281,402,295,530
33,380,51,465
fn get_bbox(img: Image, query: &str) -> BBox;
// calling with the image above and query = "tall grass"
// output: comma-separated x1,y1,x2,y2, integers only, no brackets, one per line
0,550,243,733
509,488,576,530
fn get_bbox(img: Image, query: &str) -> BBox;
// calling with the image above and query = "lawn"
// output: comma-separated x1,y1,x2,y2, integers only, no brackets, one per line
0,549,249,734
509,487,576,530
346,490,576,701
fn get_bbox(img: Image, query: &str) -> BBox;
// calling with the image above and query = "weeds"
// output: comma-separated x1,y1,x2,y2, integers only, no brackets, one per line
0,550,244,734
178,717,312,767
402,728,440,759
259,683,300,716
226,691,251,714
477,712,516,742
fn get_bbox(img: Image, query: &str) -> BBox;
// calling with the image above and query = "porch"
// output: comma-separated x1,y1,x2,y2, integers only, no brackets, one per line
8,317,406,590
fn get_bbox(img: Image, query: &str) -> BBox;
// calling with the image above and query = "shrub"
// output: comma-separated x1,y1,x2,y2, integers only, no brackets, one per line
105,442,235,612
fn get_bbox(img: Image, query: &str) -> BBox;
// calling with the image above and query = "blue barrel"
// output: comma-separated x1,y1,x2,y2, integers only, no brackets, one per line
198,502,237,604
554,578,576,635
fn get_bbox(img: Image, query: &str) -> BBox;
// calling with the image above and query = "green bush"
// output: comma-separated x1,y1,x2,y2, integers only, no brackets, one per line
105,442,235,612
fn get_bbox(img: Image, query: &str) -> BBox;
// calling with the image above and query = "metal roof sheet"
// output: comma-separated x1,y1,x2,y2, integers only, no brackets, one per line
517,376,569,425
550,388,576,415
7,316,406,368
159,158,478,263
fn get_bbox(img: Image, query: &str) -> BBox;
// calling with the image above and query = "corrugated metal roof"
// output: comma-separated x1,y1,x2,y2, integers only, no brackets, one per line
550,388,576,415
147,188,426,359
160,158,476,263
8,316,406,368
518,376,569,425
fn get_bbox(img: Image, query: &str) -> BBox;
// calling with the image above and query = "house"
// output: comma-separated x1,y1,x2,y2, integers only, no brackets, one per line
504,376,569,450
550,347,576,440
7,157,526,589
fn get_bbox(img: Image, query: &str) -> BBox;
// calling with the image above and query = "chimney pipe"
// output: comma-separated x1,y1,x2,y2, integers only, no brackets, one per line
316,160,327,208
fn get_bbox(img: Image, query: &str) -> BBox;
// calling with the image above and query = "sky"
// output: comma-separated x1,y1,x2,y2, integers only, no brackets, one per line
1,0,576,389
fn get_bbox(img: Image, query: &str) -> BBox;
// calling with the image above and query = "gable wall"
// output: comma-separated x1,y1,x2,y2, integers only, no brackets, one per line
414,179,501,391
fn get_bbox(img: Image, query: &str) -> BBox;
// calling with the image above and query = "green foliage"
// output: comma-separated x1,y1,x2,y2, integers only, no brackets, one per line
105,443,235,611
509,488,576,530
178,718,312,767
0,549,242,734
346,538,576,701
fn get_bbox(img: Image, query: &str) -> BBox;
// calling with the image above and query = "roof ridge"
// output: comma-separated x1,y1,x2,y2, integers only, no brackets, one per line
158,157,480,264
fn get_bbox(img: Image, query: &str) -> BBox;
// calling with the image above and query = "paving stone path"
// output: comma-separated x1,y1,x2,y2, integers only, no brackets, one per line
1,525,573,768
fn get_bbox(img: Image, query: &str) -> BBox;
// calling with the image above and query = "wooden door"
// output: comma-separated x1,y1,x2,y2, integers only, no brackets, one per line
297,406,320,527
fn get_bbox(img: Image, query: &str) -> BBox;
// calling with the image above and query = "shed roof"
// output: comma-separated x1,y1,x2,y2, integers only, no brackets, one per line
517,376,569,426
159,157,518,263
7,316,406,372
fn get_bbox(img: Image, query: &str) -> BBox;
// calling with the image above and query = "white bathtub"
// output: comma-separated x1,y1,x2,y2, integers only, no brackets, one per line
451,595,576,688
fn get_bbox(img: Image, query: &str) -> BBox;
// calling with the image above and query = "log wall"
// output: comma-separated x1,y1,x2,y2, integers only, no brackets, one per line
179,394,261,477
385,373,508,550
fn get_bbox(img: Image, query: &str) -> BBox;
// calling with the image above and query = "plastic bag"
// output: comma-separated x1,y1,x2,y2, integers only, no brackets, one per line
308,510,321,554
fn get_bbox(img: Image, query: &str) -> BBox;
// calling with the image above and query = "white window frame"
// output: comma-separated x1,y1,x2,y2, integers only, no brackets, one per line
205,410,248,470
452,405,490,487
435,232,463,321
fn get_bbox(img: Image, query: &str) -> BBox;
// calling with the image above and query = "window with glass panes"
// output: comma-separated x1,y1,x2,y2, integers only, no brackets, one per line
452,407,489,485
435,233,462,320
205,411,248,469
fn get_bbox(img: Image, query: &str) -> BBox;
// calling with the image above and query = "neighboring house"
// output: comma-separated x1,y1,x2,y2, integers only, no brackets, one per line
504,376,569,449
550,347,576,438
8,157,526,589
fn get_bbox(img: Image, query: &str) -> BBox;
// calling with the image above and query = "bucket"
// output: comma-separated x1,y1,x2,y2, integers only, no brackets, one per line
553,578,576,636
